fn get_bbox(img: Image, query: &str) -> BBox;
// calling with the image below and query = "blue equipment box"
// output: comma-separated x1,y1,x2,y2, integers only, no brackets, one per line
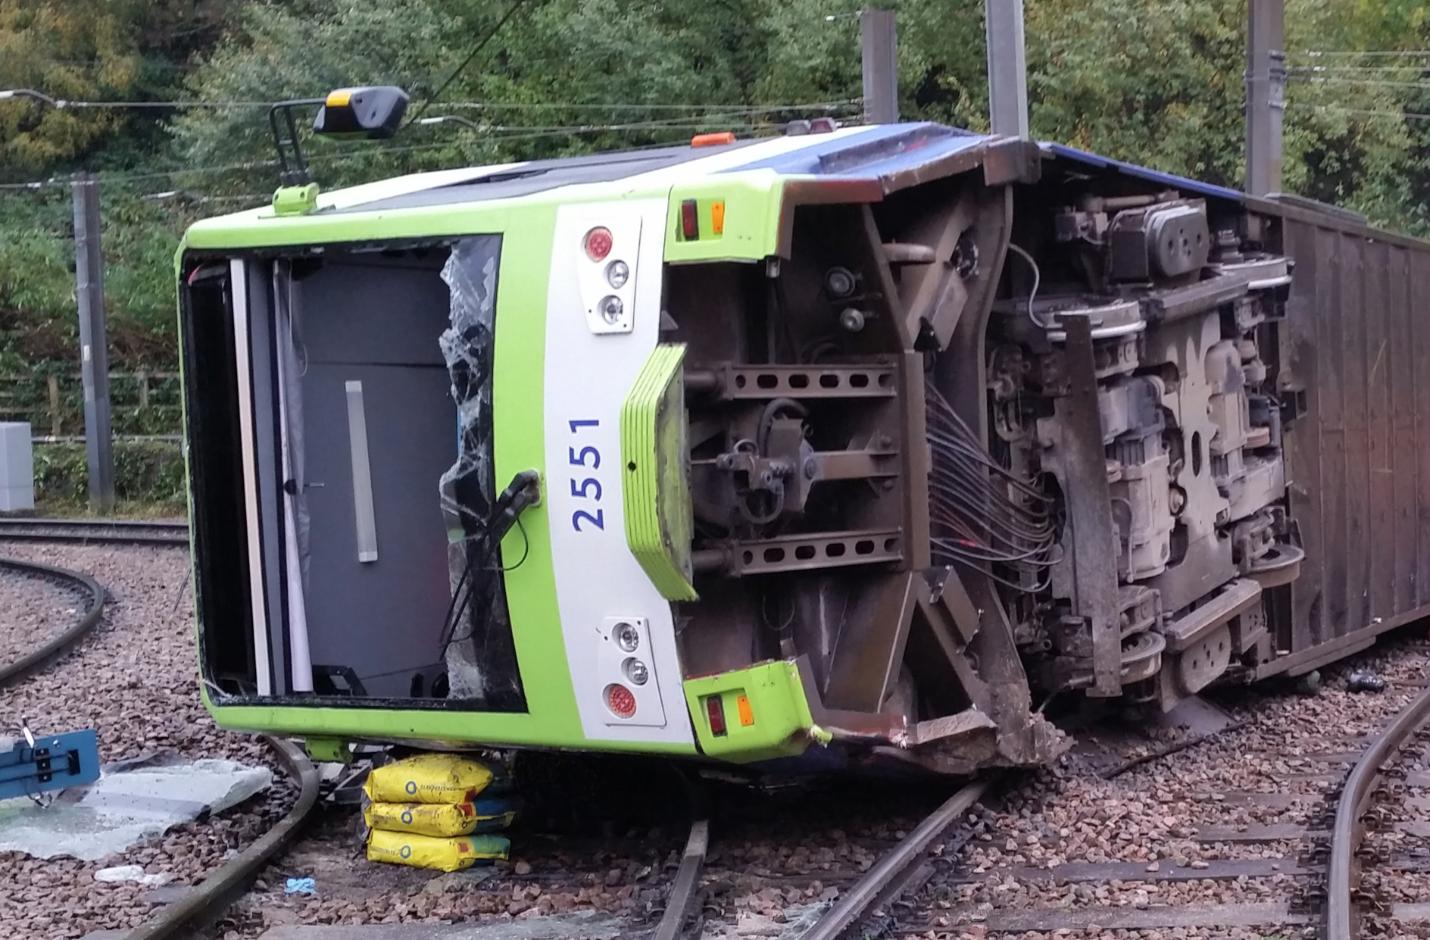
0,729,100,801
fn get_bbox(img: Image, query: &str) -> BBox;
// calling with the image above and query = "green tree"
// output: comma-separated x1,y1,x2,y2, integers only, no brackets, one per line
0,1,230,180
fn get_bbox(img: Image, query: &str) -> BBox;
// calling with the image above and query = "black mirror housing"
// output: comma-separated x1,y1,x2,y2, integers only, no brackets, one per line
312,86,409,139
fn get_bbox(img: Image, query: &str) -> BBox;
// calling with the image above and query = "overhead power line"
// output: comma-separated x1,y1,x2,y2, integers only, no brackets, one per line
1301,104,1430,122
0,106,863,192
407,0,532,126
1290,75,1430,91
0,95,860,113
1291,65,1430,74
442,98,862,112
1300,50,1430,58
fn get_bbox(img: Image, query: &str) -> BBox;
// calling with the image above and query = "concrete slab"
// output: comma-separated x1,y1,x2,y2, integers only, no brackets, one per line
949,901,1308,932
954,855,1311,885
0,757,271,861
1393,902,1430,923
1196,820,1430,842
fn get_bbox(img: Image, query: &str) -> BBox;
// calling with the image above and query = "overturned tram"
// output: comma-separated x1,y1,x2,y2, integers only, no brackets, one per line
178,122,1430,773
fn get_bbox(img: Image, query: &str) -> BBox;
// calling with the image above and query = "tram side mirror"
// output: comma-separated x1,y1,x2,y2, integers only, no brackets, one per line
312,86,409,140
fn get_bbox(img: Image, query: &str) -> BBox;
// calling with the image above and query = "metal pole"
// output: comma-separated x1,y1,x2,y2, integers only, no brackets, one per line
860,8,897,124
985,0,1029,137
71,174,115,513
1245,0,1285,196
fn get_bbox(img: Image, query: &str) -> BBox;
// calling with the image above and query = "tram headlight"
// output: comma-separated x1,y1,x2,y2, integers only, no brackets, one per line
598,295,624,324
622,657,649,686
613,621,640,652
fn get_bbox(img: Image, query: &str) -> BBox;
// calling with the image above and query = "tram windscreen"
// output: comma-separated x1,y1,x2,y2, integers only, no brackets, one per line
182,239,523,711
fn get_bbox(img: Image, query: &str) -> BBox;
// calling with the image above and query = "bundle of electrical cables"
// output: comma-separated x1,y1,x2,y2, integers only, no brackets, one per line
927,385,1059,591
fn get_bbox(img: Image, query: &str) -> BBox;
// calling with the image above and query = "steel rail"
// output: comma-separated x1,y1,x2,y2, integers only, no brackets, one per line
123,735,320,940
1326,681,1430,938
0,517,188,547
800,777,991,940
652,817,710,940
0,558,105,686
1,544,316,939
0,517,185,529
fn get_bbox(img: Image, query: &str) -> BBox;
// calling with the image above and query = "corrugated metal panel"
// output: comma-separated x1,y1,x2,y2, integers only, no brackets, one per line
1342,231,1371,640
1366,239,1394,624
1279,215,1430,660
1388,244,1417,614
1414,247,1430,607
1281,220,1324,649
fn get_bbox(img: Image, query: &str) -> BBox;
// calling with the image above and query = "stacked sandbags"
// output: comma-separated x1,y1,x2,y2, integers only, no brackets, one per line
361,753,515,872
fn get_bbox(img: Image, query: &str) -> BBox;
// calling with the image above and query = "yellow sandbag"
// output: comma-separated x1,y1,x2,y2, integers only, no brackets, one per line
363,799,516,837
363,753,494,804
365,829,510,872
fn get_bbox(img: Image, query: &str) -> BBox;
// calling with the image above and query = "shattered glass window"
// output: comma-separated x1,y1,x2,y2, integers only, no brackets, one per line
438,237,526,711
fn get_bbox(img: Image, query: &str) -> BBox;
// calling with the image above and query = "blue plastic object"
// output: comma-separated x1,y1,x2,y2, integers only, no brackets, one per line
0,728,100,801
285,877,316,895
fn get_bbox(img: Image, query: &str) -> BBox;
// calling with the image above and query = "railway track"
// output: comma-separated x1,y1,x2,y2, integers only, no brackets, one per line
0,556,105,685
791,638,1430,940
0,516,189,547
125,737,319,940
8,528,1429,939
622,643,1430,940
1328,677,1430,938
799,778,991,940
0,546,316,940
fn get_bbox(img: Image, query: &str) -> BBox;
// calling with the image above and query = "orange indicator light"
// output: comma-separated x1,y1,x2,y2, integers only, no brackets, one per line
711,200,726,235
736,693,754,727
691,131,736,148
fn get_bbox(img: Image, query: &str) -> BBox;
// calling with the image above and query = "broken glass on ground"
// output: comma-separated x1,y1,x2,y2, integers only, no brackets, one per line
0,756,271,861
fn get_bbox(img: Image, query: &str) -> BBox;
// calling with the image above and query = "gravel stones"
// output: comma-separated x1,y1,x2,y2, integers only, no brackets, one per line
920,632,1430,940
0,558,82,663
0,542,292,939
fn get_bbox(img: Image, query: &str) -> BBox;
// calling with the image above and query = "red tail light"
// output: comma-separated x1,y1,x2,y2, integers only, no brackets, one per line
705,695,727,736
680,199,699,241
584,226,614,261
604,683,637,719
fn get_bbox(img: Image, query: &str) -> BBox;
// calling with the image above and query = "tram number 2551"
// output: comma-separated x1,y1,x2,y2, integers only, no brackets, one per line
567,419,604,532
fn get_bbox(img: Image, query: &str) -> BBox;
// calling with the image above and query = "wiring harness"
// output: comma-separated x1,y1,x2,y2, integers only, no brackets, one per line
927,385,1059,591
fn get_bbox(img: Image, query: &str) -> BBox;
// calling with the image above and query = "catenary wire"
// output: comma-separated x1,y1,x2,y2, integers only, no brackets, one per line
406,0,533,126
1289,75,1430,91
1299,49,1430,58
1295,104,1430,122
0,105,862,191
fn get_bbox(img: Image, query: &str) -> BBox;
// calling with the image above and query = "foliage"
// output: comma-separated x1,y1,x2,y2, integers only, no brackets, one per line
0,0,1429,394
0,1,230,180
0,186,199,368
32,439,186,511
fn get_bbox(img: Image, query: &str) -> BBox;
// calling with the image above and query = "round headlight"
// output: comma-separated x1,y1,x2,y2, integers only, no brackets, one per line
606,260,630,289
613,621,640,652
598,295,624,324
623,657,649,686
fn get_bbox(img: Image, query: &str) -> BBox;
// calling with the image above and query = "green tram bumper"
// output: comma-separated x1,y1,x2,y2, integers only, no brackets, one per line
207,659,829,765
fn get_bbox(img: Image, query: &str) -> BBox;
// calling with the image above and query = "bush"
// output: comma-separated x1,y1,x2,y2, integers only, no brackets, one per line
32,440,186,513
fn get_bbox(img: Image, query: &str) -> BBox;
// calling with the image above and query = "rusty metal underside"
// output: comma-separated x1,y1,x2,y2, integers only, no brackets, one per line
666,134,1430,775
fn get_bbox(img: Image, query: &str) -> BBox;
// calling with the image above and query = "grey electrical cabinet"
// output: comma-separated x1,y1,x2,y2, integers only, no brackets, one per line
0,422,34,512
